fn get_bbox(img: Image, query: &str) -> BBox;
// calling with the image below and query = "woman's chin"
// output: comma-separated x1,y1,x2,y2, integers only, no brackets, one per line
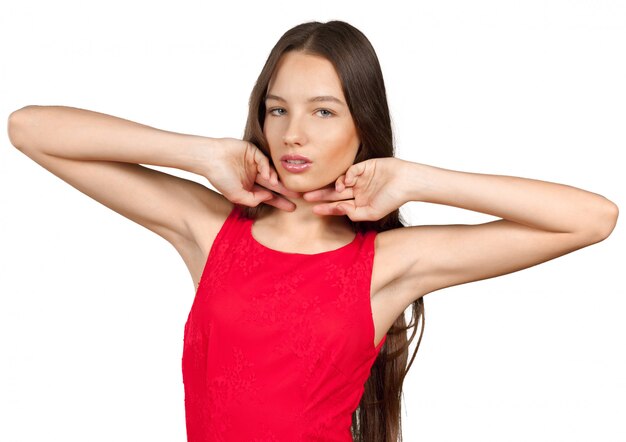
277,169,339,193
282,180,330,195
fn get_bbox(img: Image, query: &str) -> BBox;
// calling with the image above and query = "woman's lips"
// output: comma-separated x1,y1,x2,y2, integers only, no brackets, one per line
280,154,312,162
281,160,312,173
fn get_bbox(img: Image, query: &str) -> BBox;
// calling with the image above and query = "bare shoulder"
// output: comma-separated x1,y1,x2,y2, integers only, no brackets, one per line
174,185,234,290
371,226,418,295
369,225,427,343
370,225,427,312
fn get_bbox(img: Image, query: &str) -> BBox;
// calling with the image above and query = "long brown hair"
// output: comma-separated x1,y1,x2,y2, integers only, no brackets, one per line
239,20,425,441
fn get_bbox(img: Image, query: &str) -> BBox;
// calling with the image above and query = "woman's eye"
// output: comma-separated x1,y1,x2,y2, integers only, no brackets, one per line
317,109,333,118
268,108,285,116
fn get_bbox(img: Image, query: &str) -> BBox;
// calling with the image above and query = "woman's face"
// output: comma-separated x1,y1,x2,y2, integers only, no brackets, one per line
263,51,361,193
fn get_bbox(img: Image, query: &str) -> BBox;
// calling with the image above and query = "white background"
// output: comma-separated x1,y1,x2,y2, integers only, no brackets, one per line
1,1,624,441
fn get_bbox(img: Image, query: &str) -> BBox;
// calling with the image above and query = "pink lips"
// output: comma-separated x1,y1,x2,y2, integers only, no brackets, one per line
280,154,312,173
280,154,312,162
281,160,312,173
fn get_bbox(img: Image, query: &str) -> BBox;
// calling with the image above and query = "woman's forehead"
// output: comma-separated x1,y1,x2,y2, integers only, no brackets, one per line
268,52,344,100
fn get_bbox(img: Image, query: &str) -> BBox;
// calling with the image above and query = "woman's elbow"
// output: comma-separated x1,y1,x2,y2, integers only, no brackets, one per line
593,199,619,242
7,106,37,150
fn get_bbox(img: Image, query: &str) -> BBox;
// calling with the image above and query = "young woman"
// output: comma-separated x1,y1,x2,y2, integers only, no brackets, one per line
8,20,618,442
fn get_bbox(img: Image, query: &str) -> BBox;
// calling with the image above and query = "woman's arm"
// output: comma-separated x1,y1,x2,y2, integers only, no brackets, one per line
380,160,618,301
9,105,214,175
7,105,227,249
401,161,618,237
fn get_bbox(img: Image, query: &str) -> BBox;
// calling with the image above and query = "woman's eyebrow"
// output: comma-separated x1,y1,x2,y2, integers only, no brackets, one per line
264,93,345,106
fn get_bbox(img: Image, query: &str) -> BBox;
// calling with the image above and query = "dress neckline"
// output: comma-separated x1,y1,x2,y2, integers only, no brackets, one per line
245,212,361,257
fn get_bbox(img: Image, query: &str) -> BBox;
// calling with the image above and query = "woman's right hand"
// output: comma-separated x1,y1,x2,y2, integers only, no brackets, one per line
205,137,301,211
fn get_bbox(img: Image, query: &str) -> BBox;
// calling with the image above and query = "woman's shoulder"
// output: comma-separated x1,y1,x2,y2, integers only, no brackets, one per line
177,191,235,290
371,225,415,289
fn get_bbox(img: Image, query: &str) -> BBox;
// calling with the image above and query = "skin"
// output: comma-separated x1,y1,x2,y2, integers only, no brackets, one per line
257,51,361,247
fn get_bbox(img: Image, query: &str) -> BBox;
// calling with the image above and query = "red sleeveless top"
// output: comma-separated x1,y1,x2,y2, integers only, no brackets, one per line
181,204,387,441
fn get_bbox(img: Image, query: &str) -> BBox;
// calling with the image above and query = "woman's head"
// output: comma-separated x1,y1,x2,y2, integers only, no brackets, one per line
244,20,394,196
263,51,361,193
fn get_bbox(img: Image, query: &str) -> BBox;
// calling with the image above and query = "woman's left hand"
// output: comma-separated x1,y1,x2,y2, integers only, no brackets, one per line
302,157,409,221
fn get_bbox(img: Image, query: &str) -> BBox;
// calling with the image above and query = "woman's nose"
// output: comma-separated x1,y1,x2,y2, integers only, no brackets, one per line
282,116,307,145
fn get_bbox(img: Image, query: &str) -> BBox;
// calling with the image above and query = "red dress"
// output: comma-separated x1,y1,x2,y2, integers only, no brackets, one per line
181,204,387,441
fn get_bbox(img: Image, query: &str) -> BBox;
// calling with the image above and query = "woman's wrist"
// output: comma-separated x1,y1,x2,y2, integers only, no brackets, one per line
398,159,436,204
176,135,220,177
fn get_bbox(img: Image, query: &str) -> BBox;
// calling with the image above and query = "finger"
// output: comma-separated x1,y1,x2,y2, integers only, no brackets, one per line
337,202,372,221
259,164,269,183
337,203,351,215
302,188,327,201
247,141,271,182
262,195,297,212
303,185,353,202
312,201,354,216
344,162,366,186
252,145,271,181
335,175,347,193
235,184,274,208
248,182,298,212
256,171,302,198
